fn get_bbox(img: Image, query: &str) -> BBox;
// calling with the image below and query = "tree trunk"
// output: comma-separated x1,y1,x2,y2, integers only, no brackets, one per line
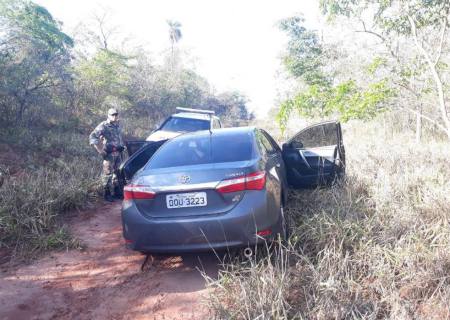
416,104,422,143
16,100,26,124
408,16,450,141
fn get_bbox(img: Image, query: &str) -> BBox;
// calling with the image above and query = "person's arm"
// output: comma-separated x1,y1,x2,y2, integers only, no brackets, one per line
93,143,104,154
89,123,106,155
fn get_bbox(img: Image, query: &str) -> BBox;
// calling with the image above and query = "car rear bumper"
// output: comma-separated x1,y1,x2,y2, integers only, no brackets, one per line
121,191,282,253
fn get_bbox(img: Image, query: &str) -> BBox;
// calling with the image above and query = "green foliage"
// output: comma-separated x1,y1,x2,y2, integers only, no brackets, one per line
74,49,132,117
0,0,73,52
320,0,450,36
277,79,393,130
205,91,254,126
366,56,387,75
123,49,253,128
278,15,330,87
0,0,73,124
277,14,394,130
319,0,450,140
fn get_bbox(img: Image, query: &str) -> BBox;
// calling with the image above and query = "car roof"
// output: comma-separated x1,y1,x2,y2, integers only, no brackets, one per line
176,126,255,140
172,112,217,121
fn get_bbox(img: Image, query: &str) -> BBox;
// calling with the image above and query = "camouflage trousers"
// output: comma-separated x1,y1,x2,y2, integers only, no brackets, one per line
102,152,123,194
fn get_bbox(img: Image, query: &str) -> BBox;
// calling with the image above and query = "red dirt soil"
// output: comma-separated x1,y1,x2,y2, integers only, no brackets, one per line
0,203,219,320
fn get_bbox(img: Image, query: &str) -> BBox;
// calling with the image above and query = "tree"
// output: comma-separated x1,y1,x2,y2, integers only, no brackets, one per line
279,15,330,87
277,15,392,131
73,49,132,120
90,9,117,50
0,0,73,124
204,92,254,126
320,0,450,140
167,20,182,67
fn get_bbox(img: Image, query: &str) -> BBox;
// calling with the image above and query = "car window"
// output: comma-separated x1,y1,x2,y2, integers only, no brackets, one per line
293,122,338,148
254,131,267,157
148,132,255,169
255,130,275,155
261,132,277,153
161,117,210,132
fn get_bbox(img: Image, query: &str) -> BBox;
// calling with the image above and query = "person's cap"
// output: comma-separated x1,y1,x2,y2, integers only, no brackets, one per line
108,108,119,116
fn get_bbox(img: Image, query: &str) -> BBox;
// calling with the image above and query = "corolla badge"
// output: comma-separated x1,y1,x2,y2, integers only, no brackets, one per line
179,175,191,184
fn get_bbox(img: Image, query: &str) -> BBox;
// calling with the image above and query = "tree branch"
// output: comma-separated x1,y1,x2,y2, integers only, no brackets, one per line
355,18,399,62
408,15,450,137
397,105,448,133
27,77,51,92
356,19,386,41
434,16,447,66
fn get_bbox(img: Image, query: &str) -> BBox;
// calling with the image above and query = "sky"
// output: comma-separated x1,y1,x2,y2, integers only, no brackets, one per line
35,0,321,118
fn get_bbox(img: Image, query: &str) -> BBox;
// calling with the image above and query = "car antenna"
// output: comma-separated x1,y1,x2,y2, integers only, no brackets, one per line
209,113,213,135
209,112,213,160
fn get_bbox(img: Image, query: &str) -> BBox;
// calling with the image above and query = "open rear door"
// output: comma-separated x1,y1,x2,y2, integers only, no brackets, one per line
282,121,345,188
118,140,167,185
126,140,148,157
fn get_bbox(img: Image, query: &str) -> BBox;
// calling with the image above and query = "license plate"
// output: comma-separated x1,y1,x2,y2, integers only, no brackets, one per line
166,192,207,209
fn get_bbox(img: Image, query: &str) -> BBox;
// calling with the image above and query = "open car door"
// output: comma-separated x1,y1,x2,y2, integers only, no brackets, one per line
126,140,148,157
282,121,345,188
118,140,167,186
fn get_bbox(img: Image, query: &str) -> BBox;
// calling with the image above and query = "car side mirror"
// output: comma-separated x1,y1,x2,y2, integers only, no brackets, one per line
291,141,303,149
282,142,291,150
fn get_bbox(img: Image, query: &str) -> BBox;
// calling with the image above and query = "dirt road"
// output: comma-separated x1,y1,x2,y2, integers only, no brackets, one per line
0,202,219,320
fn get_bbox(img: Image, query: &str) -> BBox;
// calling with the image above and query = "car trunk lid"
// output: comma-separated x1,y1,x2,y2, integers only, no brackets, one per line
130,160,259,218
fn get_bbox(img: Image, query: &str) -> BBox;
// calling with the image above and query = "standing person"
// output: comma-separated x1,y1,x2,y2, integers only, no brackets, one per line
89,107,125,202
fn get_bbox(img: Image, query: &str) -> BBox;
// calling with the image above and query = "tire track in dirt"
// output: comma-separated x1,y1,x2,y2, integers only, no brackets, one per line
0,202,219,319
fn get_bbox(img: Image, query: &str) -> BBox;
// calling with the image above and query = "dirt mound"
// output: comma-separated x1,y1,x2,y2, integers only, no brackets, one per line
0,203,218,319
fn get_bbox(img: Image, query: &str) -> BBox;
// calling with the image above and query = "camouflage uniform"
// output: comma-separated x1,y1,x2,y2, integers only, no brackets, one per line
89,120,125,196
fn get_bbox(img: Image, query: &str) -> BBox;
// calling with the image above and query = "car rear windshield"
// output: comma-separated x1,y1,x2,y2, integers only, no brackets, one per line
161,117,210,132
147,132,255,169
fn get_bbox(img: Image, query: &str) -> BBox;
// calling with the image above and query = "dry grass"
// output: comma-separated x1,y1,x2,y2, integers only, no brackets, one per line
205,117,450,319
204,245,293,319
0,131,101,259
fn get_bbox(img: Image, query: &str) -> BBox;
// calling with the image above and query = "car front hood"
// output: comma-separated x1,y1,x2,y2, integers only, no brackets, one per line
146,130,182,142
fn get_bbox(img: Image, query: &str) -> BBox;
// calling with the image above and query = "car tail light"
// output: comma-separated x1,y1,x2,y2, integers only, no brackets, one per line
256,229,272,237
123,184,155,200
216,171,266,193
245,171,266,190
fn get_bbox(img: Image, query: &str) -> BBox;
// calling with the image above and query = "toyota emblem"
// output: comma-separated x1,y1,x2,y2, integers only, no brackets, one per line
179,175,190,184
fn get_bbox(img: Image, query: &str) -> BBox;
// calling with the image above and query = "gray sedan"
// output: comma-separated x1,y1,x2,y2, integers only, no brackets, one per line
120,122,344,253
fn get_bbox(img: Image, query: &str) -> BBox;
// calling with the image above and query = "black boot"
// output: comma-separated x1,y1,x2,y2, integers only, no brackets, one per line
104,188,114,202
113,185,124,200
